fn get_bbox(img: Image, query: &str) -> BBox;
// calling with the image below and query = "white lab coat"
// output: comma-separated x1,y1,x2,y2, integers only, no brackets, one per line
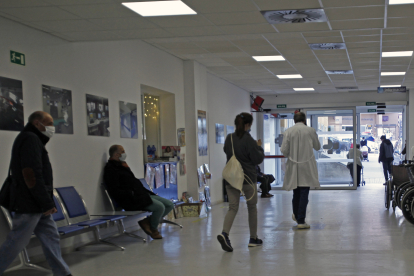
281,122,321,191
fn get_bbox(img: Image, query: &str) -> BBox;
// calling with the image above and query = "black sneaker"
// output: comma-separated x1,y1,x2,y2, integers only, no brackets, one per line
217,232,233,252
248,237,263,247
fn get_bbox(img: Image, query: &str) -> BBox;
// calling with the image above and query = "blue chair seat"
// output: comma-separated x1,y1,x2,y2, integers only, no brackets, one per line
57,225,85,235
96,215,126,222
76,219,108,227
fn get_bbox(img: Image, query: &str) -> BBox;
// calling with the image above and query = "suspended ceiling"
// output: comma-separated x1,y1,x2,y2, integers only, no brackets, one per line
1,0,414,95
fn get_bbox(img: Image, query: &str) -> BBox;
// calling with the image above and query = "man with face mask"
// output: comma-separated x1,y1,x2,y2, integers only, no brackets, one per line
104,145,174,239
0,111,72,276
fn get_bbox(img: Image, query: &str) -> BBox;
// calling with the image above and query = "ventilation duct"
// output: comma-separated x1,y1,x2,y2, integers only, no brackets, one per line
309,43,346,50
261,9,327,24
326,70,353,74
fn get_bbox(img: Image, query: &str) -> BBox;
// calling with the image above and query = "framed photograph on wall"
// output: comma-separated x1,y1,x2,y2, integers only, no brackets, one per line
86,94,110,137
119,101,138,139
197,110,208,156
177,128,185,147
0,76,24,131
215,123,224,144
42,84,73,134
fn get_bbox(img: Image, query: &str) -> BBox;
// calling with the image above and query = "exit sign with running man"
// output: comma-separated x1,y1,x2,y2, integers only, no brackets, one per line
10,50,25,66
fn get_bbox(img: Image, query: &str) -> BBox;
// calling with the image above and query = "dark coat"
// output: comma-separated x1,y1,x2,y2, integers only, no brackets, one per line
103,160,155,211
379,139,394,163
9,123,55,213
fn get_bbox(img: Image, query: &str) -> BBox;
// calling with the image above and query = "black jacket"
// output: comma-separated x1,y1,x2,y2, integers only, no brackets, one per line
9,123,55,213
103,160,155,211
379,139,394,163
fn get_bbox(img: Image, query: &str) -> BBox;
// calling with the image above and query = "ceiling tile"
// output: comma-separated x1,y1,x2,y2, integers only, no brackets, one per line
183,0,258,13
116,29,173,39
203,46,243,53
169,48,210,55
55,30,122,41
44,0,113,4
154,41,198,49
219,24,276,35
230,37,272,47
204,12,267,25
238,45,279,56
305,36,343,43
276,22,330,32
344,36,380,43
325,6,384,21
253,0,321,10
342,29,381,36
0,6,80,21
330,19,384,30
87,17,158,30
166,26,224,37
388,5,414,18
322,0,384,8
303,31,342,37
59,4,136,19
34,20,104,32
147,15,213,28
267,37,307,45
388,17,414,28
222,57,259,66
0,0,49,8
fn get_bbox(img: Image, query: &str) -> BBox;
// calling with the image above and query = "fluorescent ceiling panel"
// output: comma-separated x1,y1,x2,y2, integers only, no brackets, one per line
380,85,402,87
389,0,414,4
293,88,314,91
253,56,285,61
381,72,406,76
122,1,197,17
382,51,413,57
277,74,303,79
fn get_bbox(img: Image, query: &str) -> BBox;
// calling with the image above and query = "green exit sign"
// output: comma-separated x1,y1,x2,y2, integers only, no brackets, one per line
10,50,25,66
277,104,287,108
368,109,377,112
366,102,376,106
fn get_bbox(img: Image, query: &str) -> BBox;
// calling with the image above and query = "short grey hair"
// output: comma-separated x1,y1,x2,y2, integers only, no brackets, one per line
294,112,306,123
109,145,121,158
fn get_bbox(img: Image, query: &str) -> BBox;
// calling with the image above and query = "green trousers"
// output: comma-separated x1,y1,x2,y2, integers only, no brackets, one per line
144,195,175,229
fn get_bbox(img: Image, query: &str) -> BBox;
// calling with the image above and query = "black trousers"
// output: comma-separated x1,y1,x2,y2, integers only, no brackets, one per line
292,187,310,224
349,164,362,186
382,160,393,181
257,175,271,194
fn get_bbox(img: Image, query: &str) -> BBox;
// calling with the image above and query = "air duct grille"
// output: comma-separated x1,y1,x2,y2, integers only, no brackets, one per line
261,9,327,24
309,43,346,50
326,70,354,74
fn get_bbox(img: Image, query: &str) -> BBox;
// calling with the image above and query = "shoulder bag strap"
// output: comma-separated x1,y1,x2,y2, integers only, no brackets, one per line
230,133,235,157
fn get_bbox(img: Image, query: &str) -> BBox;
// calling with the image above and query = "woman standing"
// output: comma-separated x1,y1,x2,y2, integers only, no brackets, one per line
217,112,265,252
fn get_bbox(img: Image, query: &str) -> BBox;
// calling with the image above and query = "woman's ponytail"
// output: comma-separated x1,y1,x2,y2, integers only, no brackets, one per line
234,112,253,138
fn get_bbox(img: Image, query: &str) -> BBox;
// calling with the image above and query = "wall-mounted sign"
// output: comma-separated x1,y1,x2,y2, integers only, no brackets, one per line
368,109,377,113
10,50,25,66
377,87,406,93
277,104,287,108
366,102,376,106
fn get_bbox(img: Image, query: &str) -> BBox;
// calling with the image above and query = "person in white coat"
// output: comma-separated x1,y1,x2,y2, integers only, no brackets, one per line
281,112,321,229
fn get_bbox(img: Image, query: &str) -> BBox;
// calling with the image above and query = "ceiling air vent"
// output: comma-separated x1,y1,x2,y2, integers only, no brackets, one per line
309,43,346,50
336,87,358,90
326,70,354,74
261,9,327,24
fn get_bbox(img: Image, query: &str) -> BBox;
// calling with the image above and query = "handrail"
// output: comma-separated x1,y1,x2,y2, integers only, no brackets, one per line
264,155,285,158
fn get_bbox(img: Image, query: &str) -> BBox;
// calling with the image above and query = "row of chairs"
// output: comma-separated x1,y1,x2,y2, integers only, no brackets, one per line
385,163,414,224
2,178,183,274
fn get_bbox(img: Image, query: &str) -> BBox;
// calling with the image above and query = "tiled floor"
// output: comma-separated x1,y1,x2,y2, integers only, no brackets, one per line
5,184,414,276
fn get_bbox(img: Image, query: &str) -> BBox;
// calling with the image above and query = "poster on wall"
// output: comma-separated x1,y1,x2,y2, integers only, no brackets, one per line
162,146,180,158
119,101,138,139
215,123,224,144
177,128,185,147
197,110,208,156
226,125,234,135
42,85,73,134
0,76,24,131
86,94,110,137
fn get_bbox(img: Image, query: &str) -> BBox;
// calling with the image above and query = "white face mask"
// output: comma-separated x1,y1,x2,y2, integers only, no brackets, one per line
119,153,127,162
40,123,55,138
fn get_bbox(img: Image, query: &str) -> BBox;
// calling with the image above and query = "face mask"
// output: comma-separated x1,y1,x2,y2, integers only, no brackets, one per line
40,123,55,138
247,129,251,133
119,153,127,162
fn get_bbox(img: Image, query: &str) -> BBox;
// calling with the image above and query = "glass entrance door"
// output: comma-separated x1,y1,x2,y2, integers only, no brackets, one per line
306,108,357,189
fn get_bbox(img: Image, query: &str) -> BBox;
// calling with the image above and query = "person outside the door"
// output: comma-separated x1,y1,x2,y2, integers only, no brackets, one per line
281,112,321,229
347,144,364,187
217,112,264,252
379,135,394,182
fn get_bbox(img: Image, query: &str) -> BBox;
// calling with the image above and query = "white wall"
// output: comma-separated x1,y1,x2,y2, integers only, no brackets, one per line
206,73,251,204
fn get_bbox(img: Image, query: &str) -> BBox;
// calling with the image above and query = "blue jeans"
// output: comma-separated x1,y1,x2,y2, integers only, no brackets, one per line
292,187,310,224
144,195,174,230
0,213,71,276
382,160,393,182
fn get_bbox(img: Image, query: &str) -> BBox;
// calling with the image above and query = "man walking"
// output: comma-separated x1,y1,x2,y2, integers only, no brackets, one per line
0,111,72,276
379,135,394,182
281,112,320,229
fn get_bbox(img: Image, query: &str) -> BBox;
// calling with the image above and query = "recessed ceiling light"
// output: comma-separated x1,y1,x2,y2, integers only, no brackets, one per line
277,74,303,79
382,51,413,57
253,56,285,61
381,72,406,76
293,88,314,91
380,85,402,87
122,1,197,17
390,0,414,4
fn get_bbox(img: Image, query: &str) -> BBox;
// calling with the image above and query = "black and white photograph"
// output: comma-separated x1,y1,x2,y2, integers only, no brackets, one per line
197,110,208,156
86,94,110,137
0,76,24,131
119,101,138,139
215,123,224,144
226,125,234,134
42,85,73,134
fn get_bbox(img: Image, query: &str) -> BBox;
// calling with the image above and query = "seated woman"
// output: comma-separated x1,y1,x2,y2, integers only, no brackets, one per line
347,144,364,187
256,165,274,198
104,145,174,239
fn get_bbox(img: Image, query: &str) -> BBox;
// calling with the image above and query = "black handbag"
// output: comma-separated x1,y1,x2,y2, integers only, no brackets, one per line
0,164,12,209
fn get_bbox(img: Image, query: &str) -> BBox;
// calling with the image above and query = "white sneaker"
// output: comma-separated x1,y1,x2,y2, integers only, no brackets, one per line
297,223,310,229
292,214,297,222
